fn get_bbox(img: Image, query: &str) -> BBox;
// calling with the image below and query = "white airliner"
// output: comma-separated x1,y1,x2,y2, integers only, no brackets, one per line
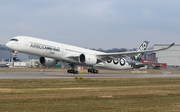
6,36,174,74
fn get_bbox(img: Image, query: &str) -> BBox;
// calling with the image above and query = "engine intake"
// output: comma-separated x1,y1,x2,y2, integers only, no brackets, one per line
39,57,57,67
79,54,97,65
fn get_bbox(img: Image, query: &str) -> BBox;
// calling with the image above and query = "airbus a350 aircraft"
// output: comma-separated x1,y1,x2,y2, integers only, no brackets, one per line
6,36,174,74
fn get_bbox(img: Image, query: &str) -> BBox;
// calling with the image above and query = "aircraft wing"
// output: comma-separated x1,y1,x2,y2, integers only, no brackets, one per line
96,43,174,60
66,53,80,62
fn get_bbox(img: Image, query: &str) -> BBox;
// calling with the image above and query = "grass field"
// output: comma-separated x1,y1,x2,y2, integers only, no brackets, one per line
0,78,180,112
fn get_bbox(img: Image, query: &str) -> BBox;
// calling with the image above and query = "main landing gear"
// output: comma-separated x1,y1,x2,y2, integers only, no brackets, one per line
67,64,99,74
88,69,99,74
67,64,79,74
67,69,79,74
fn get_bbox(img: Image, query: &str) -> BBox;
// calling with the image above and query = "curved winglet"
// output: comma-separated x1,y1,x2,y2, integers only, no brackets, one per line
169,43,175,48
160,43,175,51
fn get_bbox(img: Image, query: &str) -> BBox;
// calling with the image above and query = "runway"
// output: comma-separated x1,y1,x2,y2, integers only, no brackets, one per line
0,71,180,79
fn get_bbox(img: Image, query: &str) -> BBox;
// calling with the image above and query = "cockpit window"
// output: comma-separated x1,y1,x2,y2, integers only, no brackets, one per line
10,39,18,42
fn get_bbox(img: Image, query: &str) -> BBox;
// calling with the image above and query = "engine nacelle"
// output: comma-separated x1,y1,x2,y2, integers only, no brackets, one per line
79,54,97,65
39,57,57,67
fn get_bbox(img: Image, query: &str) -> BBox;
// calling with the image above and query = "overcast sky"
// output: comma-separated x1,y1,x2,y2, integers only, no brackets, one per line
0,0,180,49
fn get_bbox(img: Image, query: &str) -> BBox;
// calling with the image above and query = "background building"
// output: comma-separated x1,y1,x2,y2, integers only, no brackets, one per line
0,44,11,61
154,44,180,67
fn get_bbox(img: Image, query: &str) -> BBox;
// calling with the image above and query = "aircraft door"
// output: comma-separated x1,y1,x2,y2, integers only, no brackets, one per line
60,46,64,52
24,38,29,46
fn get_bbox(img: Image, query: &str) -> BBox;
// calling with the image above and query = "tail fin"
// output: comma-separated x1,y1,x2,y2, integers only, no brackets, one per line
131,41,149,62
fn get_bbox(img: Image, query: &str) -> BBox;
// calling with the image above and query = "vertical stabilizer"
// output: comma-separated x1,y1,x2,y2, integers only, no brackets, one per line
131,41,149,62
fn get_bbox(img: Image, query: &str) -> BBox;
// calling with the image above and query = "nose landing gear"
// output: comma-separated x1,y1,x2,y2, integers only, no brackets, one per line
13,51,18,61
13,57,18,60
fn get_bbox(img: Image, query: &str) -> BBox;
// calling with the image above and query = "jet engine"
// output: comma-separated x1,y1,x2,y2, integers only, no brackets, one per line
79,54,97,65
39,57,57,67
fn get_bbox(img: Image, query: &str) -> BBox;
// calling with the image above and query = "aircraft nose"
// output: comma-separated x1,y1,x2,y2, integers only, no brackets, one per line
6,42,11,49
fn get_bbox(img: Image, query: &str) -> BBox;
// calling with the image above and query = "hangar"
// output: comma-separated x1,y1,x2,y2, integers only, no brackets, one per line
154,44,180,67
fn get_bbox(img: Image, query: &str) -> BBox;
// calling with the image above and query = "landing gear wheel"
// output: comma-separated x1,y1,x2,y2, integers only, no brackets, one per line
91,69,94,73
75,71,79,74
70,69,75,74
13,57,18,60
88,69,93,73
88,69,91,73
93,69,96,74
93,70,99,74
73,70,77,74
67,70,70,73
88,69,99,74
71,70,79,74
67,69,79,74
95,70,99,74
